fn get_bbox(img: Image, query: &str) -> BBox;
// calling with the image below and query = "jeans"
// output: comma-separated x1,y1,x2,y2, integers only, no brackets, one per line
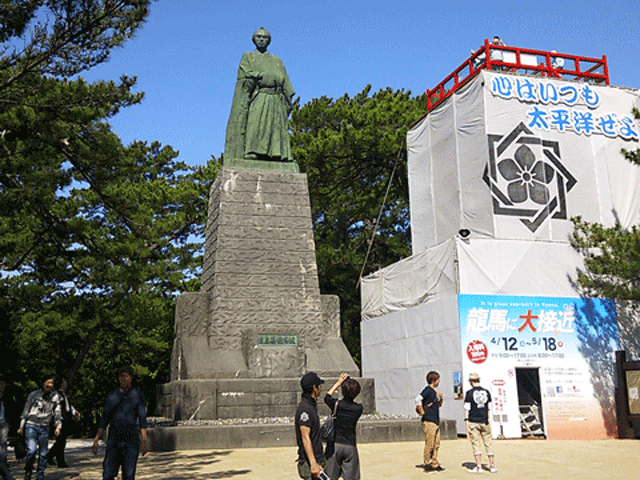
0,451,15,480
103,435,140,480
24,424,49,480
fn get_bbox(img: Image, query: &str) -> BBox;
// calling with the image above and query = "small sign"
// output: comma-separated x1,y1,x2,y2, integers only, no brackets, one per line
491,379,507,414
626,370,640,415
453,371,463,400
257,333,298,347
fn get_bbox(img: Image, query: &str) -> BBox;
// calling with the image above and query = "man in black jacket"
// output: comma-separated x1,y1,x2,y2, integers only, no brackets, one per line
47,378,79,468
92,366,148,480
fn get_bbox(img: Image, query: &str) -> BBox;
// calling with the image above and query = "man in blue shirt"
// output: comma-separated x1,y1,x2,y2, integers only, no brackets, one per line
92,366,148,480
415,371,444,472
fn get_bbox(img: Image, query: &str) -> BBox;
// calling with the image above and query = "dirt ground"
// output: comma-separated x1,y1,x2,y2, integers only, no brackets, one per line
6,437,639,480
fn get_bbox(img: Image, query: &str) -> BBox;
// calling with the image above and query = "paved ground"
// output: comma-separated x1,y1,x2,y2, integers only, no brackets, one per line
5,437,639,479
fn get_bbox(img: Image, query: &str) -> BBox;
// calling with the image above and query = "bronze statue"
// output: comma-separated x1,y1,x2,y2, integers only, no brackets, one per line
224,27,295,162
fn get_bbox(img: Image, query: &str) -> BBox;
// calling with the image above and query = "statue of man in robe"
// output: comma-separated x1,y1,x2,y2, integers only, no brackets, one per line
224,27,295,162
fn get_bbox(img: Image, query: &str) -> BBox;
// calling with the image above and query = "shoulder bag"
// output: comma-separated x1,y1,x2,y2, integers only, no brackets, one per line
320,399,340,442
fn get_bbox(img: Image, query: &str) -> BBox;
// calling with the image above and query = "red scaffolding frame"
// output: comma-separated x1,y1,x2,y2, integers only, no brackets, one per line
426,39,609,110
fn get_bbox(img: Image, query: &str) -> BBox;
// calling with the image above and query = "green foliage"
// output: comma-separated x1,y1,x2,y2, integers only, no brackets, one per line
571,219,640,300
621,107,640,166
571,107,640,301
290,85,428,364
0,0,221,419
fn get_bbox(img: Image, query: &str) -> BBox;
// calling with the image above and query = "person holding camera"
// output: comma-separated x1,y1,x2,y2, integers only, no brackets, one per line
323,373,363,480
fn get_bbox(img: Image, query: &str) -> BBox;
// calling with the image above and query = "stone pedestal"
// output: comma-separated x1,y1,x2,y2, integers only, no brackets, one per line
158,165,367,420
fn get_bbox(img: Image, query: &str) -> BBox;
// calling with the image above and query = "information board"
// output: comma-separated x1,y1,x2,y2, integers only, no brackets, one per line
458,294,619,439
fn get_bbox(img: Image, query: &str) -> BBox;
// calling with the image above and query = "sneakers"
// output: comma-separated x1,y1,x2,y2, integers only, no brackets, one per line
424,464,446,473
489,467,498,473
468,466,484,473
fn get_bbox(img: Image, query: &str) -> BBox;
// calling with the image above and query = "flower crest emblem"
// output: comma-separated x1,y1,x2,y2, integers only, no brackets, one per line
498,144,556,205
483,123,577,232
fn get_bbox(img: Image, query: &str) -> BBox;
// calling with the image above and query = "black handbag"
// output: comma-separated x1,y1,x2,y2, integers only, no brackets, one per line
320,399,339,442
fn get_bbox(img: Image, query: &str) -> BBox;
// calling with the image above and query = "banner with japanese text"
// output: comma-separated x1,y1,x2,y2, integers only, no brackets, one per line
483,71,640,240
458,293,619,440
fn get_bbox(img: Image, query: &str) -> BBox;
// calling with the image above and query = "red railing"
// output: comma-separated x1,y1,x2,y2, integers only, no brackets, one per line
426,39,609,110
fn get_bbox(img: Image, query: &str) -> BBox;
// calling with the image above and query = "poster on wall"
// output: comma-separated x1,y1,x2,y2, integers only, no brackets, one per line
458,294,620,440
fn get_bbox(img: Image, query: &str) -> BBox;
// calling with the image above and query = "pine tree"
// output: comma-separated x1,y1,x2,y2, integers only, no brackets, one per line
290,86,427,363
0,1,219,406
571,108,640,301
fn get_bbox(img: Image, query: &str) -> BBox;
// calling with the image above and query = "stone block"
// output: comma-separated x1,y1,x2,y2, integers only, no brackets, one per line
209,285,323,303
214,297,316,311
217,391,253,407
212,261,318,277
216,235,316,253
256,392,298,406
215,215,314,229
321,294,341,338
210,273,319,289
306,338,360,377
154,383,172,418
246,347,305,378
170,380,217,421
216,379,259,393
216,202,312,218
222,158,300,173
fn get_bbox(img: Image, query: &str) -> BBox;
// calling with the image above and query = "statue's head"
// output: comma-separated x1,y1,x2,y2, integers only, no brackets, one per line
252,27,271,49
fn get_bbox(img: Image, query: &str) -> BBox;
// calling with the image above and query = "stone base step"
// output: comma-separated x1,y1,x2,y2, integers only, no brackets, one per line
148,419,457,451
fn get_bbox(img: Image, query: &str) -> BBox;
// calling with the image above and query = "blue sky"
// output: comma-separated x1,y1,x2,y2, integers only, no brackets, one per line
80,0,640,168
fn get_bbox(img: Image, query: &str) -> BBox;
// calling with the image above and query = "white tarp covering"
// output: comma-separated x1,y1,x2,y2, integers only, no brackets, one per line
361,237,585,323
361,295,462,419
408,70,640,253
360,239,455,322
361,239,462,419
457,238,584,296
